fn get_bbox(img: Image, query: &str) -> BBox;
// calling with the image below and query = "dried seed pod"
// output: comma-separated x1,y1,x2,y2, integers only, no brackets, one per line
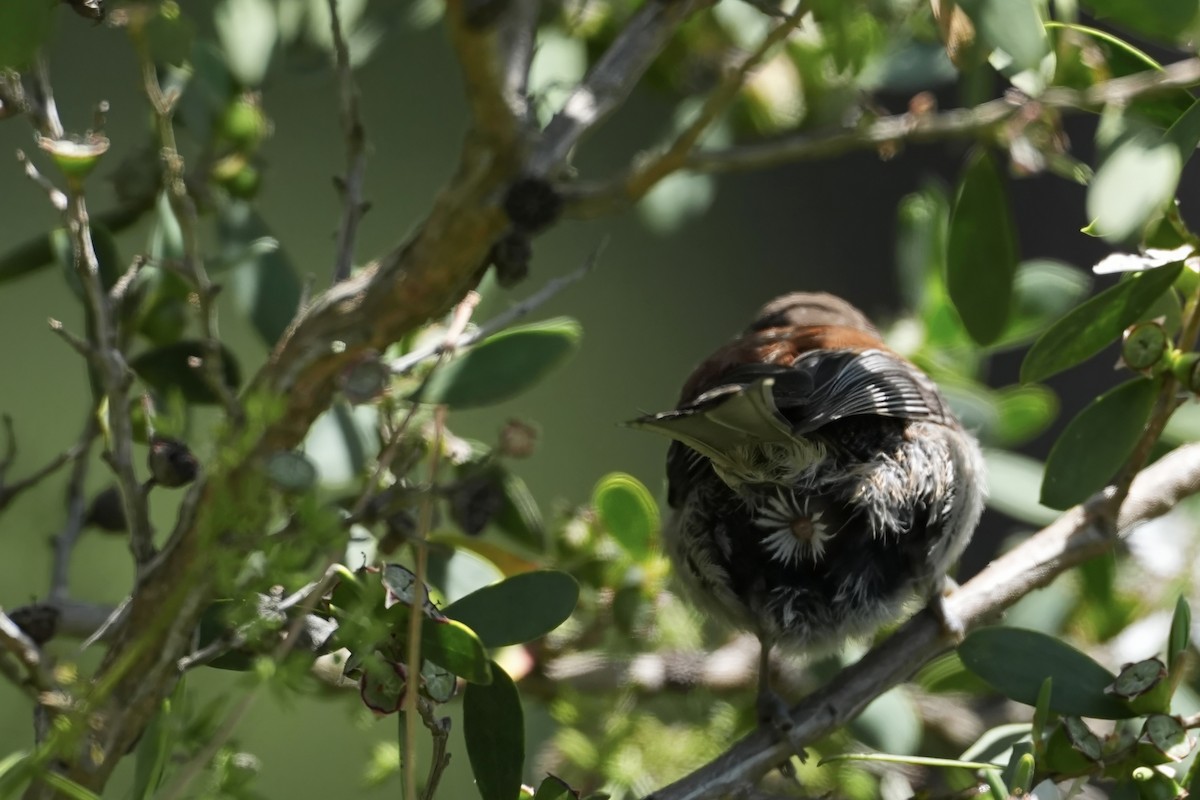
448,470,505,536
497,418,538,459
1122,321,1171,373
147,434,199,488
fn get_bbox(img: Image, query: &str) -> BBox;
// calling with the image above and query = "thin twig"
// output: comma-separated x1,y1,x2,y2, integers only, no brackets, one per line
155,565,344,800
129,27,241,425
48,417,98,603
528,0,714,176
417,700,452,800
570,55,1200,217
389,241,602,375
405,405,446,800
643,442,1200,800
0,610,54,694
0,417,90,515
327,0,369,285
16,150,67,211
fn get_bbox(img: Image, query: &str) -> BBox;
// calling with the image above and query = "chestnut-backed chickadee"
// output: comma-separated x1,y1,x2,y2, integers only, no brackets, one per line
631,292,986,728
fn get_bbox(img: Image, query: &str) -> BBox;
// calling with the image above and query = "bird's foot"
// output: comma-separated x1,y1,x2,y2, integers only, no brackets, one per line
756,686,808,764
928,581,965,643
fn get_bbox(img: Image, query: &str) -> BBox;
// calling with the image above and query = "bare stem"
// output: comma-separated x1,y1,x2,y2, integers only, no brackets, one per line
327,0,369,285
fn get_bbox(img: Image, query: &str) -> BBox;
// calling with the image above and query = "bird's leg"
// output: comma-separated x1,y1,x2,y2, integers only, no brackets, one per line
755,636,808,764
927,576,965,642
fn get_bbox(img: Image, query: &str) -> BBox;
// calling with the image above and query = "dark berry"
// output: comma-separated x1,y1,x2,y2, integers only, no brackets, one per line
447,471,505,536
9,603,59,645
147,435,199,488
84,486,127,533
490,231,532,288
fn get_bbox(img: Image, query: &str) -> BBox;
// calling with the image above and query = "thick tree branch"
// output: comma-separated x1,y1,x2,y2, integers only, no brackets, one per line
643,442,1200,800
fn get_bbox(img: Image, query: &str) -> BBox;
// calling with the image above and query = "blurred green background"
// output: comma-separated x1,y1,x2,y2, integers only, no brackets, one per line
0,3,1148,796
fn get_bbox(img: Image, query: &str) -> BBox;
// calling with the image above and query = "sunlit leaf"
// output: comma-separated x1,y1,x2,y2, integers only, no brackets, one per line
464,661,524,800
592,472,659,562
959,627,1134,718
1021,263,1183,383
956,0,1049,73
1087,100,1200,244
412,318,582,408
443,570,579,648
1041,378,1158,508
947,149,1019,345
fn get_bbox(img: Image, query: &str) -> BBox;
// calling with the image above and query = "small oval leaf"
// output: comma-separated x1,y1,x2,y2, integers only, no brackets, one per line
1021,263,1183,383
443,570,579,648
1077,0,1200,45
464,661,524,800
994,386,1058,446
1040,378,1158,509
493,470,545,551
947,149,1019,345
412,317,582,408
130,340,242,404
592,472,659,562
959,627,1134,719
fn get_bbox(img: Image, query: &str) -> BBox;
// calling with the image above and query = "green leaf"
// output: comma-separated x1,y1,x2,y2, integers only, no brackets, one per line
0,1,55,69
218,201,303,346
145,4,195,67
413,318,582,408
130,340,242,404
443,570,579,648
956,0,1049,73
994,385,1057,446
947,149,1019,345
464,661,524,800
1087,101,1200,244
383,604,492,684
1078,0,1200,44
1040,378,1158,509
895,183,949,313
1021,263,1183,383
850,687,922,755
992,259,1091,349
591,472,659,562
493,470,545,551
1168,596,1191,675
534,776,578,800
959,627,1135,718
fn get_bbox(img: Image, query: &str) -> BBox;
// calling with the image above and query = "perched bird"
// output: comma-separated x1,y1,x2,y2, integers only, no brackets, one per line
631,292,986,729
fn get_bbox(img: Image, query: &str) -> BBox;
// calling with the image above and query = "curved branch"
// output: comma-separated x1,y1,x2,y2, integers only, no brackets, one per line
644,442,1200,800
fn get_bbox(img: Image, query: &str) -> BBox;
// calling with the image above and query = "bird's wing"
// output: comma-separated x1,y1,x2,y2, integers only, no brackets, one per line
631,349,952,506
